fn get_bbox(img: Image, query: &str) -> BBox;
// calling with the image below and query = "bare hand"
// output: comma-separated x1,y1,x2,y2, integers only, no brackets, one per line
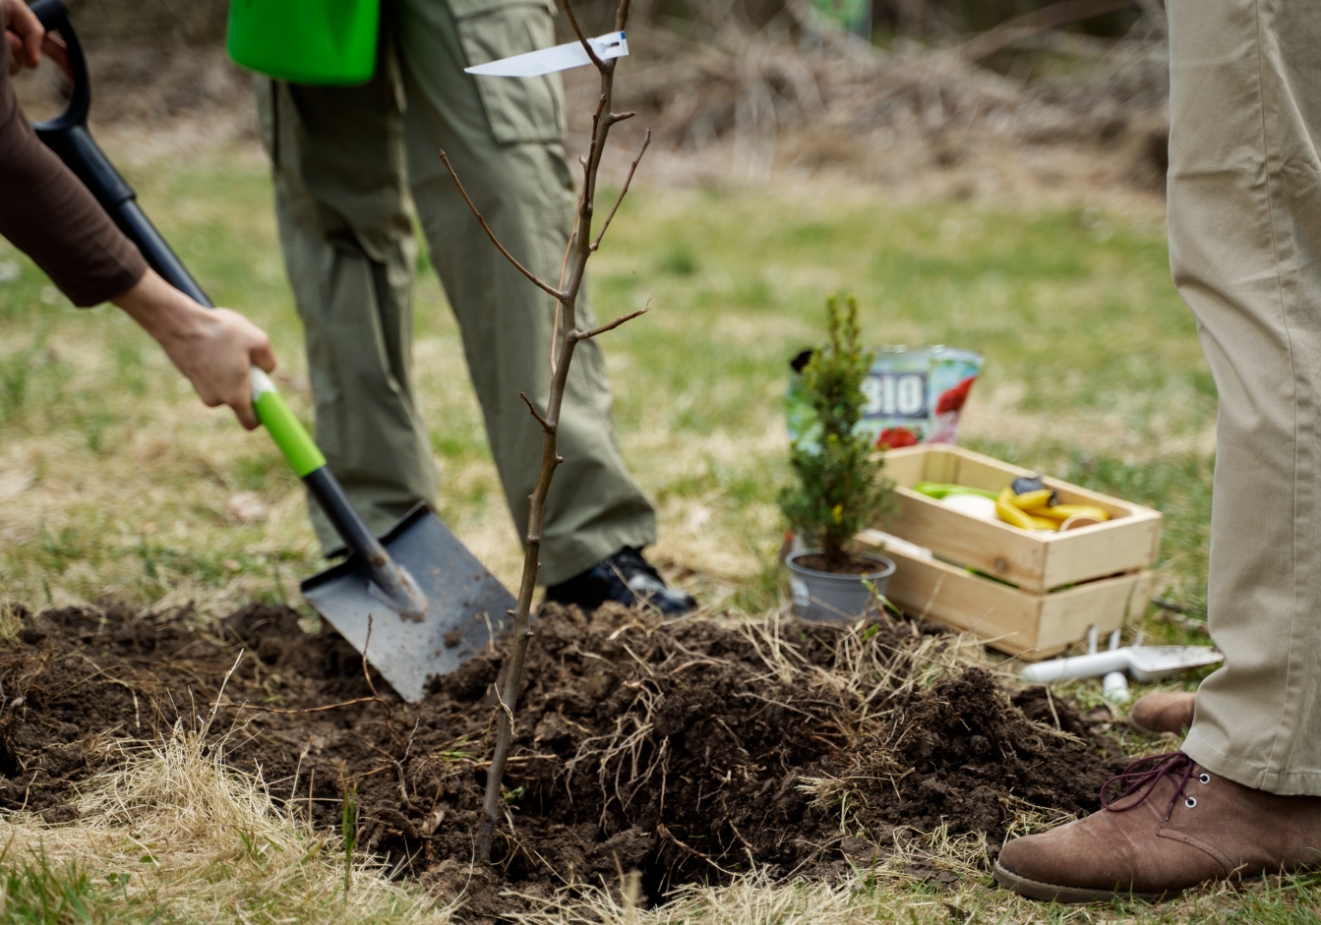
4,0,43,74
163,306,278,430
4,0,70,77
113,269,278,430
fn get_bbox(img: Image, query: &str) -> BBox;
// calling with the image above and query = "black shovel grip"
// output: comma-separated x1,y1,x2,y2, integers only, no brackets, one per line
29,0,86,127
30,0,210,307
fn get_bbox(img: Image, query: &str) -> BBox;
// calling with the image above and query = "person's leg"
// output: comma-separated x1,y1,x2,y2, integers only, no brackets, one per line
392,0,658,587
256,55,438,551
1172,0,1321,796
993,0,1321,900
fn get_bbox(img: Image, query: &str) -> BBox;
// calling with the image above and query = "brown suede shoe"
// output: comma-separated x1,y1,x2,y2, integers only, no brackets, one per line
994,753,1321,902
1128,691,1197,736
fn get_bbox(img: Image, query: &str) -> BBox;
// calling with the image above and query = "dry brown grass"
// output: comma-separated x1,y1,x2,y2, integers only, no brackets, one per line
0,717,458,924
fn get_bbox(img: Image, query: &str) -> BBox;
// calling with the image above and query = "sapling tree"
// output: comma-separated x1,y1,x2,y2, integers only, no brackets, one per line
780,295,893,571
438,0,651,862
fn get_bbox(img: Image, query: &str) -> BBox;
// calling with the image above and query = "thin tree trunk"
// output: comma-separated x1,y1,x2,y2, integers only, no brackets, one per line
440,0,649,864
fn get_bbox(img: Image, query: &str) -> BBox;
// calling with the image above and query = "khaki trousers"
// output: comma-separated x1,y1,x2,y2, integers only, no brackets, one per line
1171,0,1321,794
257,0,656,585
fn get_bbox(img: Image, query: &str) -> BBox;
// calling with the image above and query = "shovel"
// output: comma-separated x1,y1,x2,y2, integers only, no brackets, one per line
28,0,515,703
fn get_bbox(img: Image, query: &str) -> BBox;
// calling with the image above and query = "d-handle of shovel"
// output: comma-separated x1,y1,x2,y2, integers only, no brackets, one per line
27,0,88,128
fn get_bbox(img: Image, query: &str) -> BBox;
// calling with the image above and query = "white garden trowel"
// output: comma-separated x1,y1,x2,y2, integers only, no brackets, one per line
1020,644,1223,685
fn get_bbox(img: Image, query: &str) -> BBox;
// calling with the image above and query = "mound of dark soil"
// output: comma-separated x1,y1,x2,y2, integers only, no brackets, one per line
0,602,1125,916
846,670,1117,836
0,605,236,819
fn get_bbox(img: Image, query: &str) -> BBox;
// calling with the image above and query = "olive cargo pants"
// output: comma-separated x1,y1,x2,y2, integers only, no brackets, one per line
1169,0,1321,793
257,0,656,585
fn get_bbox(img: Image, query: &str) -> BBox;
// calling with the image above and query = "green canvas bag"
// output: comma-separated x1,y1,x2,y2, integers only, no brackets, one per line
228,0,382,86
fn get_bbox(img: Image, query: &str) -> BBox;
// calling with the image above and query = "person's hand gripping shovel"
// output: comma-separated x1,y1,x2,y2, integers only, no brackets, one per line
26,0,515,704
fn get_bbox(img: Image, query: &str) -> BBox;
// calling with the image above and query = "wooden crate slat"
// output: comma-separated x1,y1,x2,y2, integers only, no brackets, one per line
883,450,930,488
870,541,1152,660
891,488,1047,586
1039,513,1162,592
1036,571,1153,652
879,546,1046,650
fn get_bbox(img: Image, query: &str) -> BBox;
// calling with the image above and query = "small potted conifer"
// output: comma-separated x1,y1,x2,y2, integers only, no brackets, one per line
781,295,896,621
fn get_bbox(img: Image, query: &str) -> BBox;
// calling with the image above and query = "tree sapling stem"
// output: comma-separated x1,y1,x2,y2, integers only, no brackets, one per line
442,0,650,863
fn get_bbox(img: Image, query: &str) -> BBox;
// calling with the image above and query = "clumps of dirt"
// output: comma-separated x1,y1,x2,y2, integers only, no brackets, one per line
844,669,1121,843
0,600,1126,914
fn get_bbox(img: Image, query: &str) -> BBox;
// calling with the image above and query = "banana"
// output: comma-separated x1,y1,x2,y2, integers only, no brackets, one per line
1031,507,1070,523
1008,489,1056,512
996,489,1038,530
1035,504,1111,523
997,487,1067,531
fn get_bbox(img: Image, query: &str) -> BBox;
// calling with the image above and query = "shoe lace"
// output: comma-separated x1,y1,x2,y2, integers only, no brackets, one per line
1100,751,1196,821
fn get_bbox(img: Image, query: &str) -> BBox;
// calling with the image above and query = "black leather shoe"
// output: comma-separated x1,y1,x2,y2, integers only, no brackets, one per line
543,547,697,616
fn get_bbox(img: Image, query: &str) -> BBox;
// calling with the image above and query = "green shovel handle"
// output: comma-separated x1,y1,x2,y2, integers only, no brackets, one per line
250,368,326,477
250,368,427,619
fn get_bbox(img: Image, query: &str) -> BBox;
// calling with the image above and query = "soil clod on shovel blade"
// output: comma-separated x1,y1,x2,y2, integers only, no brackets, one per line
302,504,515,703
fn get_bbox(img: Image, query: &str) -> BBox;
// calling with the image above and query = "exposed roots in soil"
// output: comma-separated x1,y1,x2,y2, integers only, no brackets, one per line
0,601,1126,917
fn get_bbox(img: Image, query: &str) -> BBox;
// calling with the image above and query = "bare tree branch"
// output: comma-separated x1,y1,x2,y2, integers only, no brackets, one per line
519,392,553,433
551,187,587,375
438,149,567,301
593,130,652,253
958,0,1137,62
473,0,642,863
563,0,606,70
574,307,648,341
559,190,585,290
550,300,564,376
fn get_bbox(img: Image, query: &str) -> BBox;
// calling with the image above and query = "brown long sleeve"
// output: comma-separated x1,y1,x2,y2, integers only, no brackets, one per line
0,39,145,307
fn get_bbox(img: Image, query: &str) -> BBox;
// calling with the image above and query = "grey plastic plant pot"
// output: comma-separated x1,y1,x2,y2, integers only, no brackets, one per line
786,551,896,623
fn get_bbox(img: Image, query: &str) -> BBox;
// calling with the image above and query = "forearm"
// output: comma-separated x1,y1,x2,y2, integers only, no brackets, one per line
0,39,147,306
2,22,275,430
112,268,208,343
112,268,276,431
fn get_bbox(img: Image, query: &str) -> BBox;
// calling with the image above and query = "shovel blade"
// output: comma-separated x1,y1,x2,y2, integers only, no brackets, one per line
301,503,514,703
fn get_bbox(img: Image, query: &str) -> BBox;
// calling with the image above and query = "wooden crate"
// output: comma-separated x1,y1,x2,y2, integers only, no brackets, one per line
858,540,1153,658
883,444,1161,593
858,444,1162,659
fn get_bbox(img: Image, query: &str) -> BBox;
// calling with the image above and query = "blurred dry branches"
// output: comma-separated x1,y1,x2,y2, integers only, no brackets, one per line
583,0,1169,186
28,0,1171,192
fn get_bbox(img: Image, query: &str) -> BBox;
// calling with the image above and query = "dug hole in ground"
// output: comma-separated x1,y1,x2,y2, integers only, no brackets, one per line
0,599,1126,916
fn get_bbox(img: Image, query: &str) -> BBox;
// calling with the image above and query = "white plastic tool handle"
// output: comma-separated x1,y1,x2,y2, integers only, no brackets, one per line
1102,671,1131,704
1019,650,1130,683
250,366,276,398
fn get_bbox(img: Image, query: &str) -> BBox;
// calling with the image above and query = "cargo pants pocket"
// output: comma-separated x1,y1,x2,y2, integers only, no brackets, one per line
448,0,565,144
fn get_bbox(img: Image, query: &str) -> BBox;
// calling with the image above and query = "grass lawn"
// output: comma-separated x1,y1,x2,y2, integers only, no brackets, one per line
0,142,1295,923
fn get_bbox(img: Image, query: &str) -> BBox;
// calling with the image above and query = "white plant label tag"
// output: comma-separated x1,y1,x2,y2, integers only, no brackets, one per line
464,32,628,78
